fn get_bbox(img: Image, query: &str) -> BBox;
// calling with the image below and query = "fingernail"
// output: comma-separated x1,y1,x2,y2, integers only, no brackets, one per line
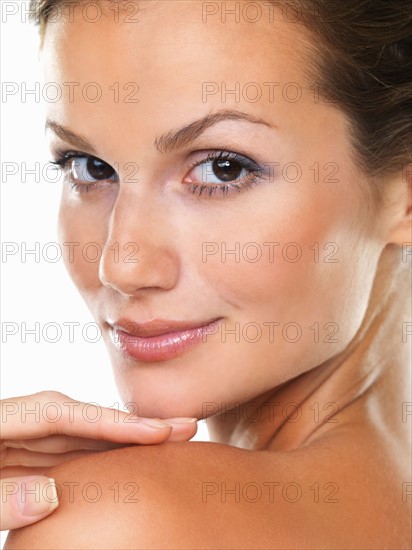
166,417,198,424
16,477,59,518
140,418,171,429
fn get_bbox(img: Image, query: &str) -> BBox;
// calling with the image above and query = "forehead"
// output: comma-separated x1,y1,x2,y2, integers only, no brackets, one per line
42,0,348,167
42,0,313,85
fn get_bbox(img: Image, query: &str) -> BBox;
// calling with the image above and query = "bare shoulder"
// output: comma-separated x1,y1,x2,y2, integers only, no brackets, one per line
5,437,411,549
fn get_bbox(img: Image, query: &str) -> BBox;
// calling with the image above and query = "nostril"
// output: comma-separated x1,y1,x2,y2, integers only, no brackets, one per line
99,240,180,296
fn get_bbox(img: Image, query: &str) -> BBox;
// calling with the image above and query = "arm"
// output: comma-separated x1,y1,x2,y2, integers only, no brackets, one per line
4,437,394,549
0,391,197,532
5,441,283,550
4,442,217,550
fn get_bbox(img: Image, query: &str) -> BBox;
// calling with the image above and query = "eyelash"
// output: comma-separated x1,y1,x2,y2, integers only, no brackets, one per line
49,149,265,197
50,152,115,194
187,151,263,197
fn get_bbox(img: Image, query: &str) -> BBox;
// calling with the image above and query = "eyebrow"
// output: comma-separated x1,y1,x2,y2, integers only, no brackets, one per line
154,110,272,153
45,110,272,155
45,120,97,154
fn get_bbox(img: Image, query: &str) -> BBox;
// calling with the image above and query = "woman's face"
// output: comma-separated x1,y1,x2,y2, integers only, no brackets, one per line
43,1,385,418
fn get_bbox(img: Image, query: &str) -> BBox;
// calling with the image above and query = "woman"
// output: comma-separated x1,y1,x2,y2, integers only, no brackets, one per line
2,0,411,547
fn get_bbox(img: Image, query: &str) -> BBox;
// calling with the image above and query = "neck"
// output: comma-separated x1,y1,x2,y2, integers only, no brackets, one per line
206,245,411,451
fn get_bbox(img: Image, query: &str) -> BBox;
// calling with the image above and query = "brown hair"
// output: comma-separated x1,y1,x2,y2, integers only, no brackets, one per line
30,0,411,180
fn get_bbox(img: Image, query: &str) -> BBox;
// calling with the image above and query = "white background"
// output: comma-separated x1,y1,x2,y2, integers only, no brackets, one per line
1,2,209,545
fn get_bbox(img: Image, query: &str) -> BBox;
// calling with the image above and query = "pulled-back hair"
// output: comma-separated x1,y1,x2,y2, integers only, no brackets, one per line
29,0,412,181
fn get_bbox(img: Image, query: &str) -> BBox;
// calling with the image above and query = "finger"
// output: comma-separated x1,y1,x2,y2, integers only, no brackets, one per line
2,448,99,469
5,435,129,454
0,420,197,476
4,419,197,452
163,418,198,441
3,423,197,457
1,467,53,479
1,392,174,443
0,476,58,531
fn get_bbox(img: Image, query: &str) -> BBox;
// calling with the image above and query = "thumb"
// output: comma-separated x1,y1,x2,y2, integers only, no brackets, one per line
0,476,59,531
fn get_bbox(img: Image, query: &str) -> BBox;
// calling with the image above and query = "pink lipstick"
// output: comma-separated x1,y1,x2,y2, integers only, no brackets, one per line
109,318,222,362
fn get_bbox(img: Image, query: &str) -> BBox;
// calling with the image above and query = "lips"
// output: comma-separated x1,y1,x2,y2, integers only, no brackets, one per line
108,317,222,362
111,318,218,338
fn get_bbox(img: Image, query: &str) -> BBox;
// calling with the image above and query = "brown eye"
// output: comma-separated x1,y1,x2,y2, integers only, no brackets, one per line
86,157,115,180
71,156,116,183
186,154,254,185
212,159,244,182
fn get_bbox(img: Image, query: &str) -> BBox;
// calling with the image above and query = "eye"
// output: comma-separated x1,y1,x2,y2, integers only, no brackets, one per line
188,156,248,184
50,149,268,198
72,156,116,183
183,151,264,197
50,152,118,192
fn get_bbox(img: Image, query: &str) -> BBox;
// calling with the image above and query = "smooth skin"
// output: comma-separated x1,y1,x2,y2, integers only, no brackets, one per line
5,0,411,547
0,392,197,529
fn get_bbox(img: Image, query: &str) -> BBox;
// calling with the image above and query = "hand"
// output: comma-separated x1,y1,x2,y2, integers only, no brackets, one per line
0,476,58,530
0,391,198,530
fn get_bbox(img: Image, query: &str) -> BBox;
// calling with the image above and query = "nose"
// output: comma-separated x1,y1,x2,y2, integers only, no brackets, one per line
99,190,180,296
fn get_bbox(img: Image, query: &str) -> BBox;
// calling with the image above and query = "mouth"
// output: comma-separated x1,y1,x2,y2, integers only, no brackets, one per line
108,317,222,362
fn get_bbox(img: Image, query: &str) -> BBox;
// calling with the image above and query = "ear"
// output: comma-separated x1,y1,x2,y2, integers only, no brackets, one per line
385,164,412,245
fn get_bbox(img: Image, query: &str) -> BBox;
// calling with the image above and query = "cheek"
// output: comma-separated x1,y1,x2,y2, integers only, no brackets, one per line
194,183,381,361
